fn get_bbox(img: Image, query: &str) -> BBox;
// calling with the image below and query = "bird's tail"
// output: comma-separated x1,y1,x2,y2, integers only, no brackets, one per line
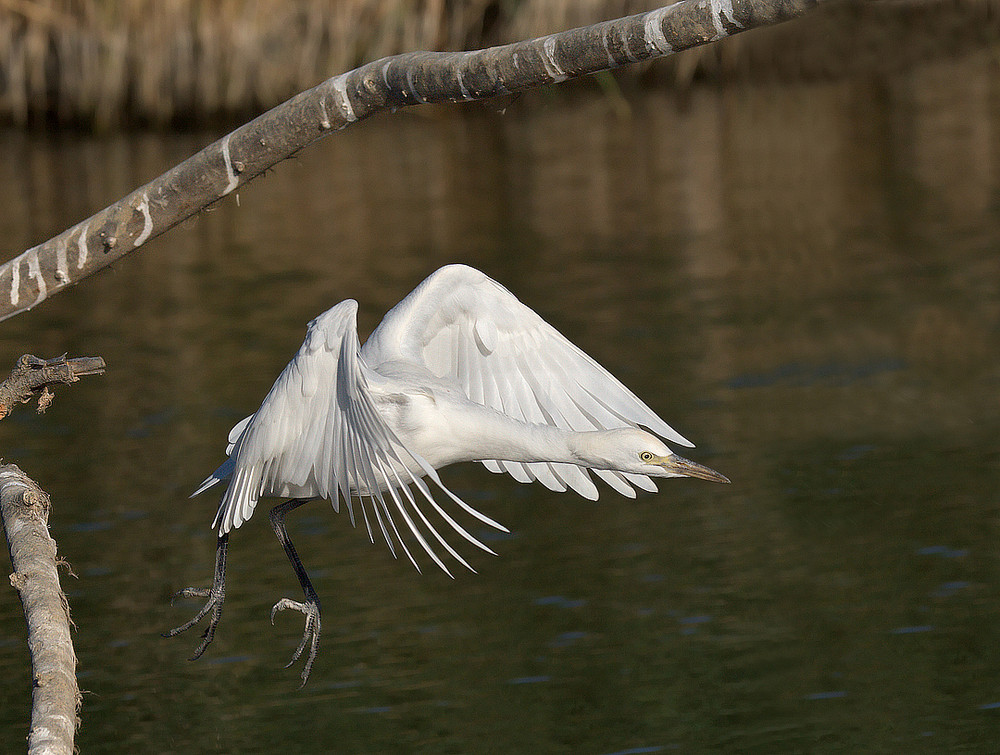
190,457,235,498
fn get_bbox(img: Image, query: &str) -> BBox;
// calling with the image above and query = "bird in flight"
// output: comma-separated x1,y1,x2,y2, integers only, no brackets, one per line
166,264,728,685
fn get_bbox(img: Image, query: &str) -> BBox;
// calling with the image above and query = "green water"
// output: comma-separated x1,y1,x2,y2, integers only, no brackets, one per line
0,49,998,753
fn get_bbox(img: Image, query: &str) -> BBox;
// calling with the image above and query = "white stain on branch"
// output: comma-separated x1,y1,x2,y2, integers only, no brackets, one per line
134,193,153,247
4,246,47,308
601,31,617,68
329,73,357,123
541,36,567,82
9,255,20,306
77,223,90,269
643,6,678,54
707,0,743,39
26,251,46,306
55,238,68,283
405,69,426,103
220,134,239,196
618,25,639,64
456,68,471,100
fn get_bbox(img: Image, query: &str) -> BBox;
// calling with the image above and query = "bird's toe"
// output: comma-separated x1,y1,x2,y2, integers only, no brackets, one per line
163,583,225,658
269,596,322,686
169,586,210,605
270,597,307,624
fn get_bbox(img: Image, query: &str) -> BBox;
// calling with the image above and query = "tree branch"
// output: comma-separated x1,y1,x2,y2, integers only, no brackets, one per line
0,356,103,754
1,465,80,755
0,0,822,323
0,354,107,420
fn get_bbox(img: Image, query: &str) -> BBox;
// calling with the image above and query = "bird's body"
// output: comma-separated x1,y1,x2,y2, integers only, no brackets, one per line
168,264,728,683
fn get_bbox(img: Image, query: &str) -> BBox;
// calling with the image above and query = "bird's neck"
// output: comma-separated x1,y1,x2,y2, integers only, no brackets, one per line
454,407,607,467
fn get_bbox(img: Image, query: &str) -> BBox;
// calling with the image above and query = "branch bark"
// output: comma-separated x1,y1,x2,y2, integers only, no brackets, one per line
0,356,103,754
0,354,107,420
1,466,80,755
0,0,822,323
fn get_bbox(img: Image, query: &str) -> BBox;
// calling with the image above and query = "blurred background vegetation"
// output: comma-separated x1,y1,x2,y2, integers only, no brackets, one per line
0,0,997,130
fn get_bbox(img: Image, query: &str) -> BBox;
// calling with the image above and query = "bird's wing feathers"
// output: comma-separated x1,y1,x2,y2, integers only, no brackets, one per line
362,264,693,499
226,415,253,455
207,299,505,576
188,413,252,497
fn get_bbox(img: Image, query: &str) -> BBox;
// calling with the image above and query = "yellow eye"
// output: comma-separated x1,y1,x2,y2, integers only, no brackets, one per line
640,451,654,462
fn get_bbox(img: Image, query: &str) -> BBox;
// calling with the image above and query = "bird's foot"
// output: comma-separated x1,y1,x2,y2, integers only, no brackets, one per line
163,583,225,660
270,595,321,687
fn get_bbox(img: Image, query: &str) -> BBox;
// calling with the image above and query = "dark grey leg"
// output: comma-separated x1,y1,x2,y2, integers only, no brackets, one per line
268,498,321,687
164,532,229,660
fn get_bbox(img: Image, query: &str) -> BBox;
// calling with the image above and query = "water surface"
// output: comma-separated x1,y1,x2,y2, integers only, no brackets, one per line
0,48,998,753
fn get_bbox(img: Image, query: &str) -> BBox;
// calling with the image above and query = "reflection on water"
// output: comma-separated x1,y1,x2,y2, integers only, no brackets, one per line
1,48,999,753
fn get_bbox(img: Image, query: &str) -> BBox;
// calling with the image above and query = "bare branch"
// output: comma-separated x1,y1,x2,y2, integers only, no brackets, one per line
0,354,106,421
0,0,822,323
1,465,80,755
0,353,101,751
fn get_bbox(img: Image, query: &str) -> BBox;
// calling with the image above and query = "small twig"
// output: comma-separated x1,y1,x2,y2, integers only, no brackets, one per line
1,465,80,755
0,354,106,421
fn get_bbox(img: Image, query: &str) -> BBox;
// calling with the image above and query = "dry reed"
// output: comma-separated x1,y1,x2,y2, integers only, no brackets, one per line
0,0,995,129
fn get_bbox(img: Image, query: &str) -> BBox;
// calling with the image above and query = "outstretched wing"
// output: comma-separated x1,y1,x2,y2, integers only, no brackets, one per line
361,264,694,500
199,299,506,576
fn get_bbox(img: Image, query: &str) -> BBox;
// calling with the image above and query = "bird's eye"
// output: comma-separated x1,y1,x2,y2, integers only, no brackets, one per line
640,451,654,462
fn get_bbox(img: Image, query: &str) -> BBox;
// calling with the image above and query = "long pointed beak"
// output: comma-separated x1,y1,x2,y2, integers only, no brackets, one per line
661,454,730,484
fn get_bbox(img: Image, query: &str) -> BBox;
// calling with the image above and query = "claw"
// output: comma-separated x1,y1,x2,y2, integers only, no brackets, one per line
270,595,322,687
164,534,229,661
163,583,225,660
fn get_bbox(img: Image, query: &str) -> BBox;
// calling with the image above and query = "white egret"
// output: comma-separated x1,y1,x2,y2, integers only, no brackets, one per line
167,264,728,684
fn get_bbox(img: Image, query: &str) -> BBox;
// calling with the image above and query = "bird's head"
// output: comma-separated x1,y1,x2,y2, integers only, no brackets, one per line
588,427,730,483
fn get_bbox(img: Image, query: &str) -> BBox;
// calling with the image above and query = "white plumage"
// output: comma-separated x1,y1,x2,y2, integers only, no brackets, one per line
170,264,727,683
